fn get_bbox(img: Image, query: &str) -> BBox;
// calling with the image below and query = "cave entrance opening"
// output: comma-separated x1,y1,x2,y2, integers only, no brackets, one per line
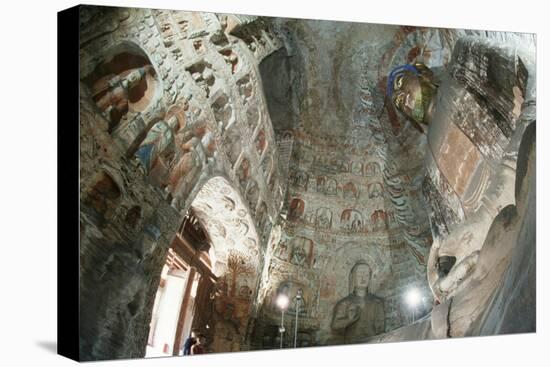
145,211,217,357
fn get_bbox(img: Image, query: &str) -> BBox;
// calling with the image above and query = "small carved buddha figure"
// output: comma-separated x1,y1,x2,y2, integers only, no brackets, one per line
387,62,438,132
331,262,385,343
134,119,174,174
167,132,216,208
290,240,307,266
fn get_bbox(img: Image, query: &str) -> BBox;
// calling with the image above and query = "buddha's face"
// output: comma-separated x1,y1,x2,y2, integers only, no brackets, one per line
391,65,437,125
126,68,146,89
353,264,371,289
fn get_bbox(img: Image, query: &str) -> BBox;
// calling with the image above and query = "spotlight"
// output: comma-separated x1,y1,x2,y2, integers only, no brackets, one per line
406,288,421,308
405,288,422,323
276,293,290,310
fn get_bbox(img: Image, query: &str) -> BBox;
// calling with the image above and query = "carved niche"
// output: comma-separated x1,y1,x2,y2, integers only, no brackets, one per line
186,61,216,98
368,182,384,198
288,198,305,221
340,209,364,231
245,180,260,213
343,182,359,199
364,162,381,176
218,48,240,74
82,43,159,135
255,129,267,156
289,236,314,267
315,207,332,229
236,157,251,189
237,74,254,105
211,91,235,132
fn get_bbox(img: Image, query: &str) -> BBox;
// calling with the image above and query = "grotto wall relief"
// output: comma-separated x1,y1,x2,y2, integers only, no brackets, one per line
78,5,536,359
79,6,286,360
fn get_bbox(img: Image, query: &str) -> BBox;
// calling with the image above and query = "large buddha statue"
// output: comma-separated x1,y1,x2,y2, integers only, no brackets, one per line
331,262,385,343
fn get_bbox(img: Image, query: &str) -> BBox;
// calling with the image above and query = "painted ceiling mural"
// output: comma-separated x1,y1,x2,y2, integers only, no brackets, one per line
191,176,262,274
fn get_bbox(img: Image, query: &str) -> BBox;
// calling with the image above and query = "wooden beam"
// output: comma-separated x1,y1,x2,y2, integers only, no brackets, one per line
172,234,217,283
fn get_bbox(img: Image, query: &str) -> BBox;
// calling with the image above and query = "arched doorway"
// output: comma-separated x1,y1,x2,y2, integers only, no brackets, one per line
145,176,262,356
144,210,216,357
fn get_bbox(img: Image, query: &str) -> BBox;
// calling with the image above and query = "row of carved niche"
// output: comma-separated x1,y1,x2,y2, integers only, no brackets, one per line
153,9,231,68
80,148,172,238
193,56,284,219
291,132,386,158
271,234,334,272
289,171,388,200
291,149,385,177
81,12,250,115
203,146,274,244
78,16,245,223
184,28,283,205
152,4,271,112
226,109,278,200
83,27,280,230
157,11,279,64
205,57,282,235
119,24,259,137
287,198,397,229
189,28,284,227
227,18,281,60
83,47,260,199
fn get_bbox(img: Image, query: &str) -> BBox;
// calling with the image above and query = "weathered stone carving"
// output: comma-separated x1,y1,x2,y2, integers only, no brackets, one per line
340,209,363,231
255,129,267,156
291,170,309,190
331,263,385,342
288,198,305,221
350,160,363,176
168,131,216,208
246,105,260,131
367,182,383,198
342,181,358,199
236,157,250,189
245,180,259,212
90,65,154,130
219,48,240,74
237,74,253,105
186,61,216,97
82,170,122,220
315,207,332,229
364,162,381,176
211,91,235,131
134,118,175,174
223,128,242,167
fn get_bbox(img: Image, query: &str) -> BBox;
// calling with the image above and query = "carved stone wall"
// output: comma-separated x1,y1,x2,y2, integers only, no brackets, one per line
79,5,536,358
79,6,286,360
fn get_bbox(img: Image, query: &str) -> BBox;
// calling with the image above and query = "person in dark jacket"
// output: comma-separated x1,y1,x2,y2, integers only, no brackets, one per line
182,329,198,355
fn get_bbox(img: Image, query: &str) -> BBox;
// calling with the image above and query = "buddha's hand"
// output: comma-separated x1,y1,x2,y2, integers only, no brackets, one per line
348,304,361,322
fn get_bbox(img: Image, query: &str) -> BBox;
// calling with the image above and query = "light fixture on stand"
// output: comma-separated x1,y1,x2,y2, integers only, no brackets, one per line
293,288,303,348
275,293,289,349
